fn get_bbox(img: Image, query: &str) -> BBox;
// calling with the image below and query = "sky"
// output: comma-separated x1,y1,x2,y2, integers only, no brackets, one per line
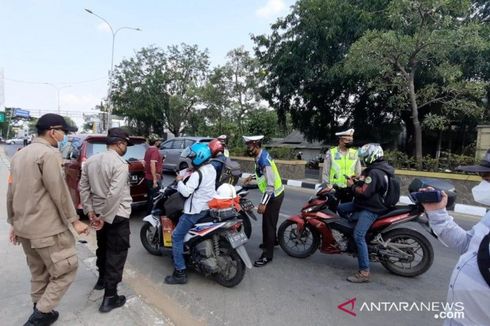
0,0,295,126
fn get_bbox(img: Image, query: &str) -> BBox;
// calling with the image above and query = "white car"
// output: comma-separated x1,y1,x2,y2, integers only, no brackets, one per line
5,138,24,145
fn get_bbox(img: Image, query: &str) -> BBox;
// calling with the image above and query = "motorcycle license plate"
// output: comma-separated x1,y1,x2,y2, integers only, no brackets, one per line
225,229,248,249
240,199,254,211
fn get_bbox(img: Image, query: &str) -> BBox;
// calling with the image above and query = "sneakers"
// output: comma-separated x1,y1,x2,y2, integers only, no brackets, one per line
164,269,188,285
346,271,370,283
99,295,126,313
23,307,59,326
254,256,272,267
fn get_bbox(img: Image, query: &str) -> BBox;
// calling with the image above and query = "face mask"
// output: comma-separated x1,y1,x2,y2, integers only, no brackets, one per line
472,180,490,206
57,134,68,149
345,142,353,148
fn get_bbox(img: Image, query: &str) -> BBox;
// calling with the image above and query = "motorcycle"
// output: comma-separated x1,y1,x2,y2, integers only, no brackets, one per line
278,182,440,277
140,183,253,287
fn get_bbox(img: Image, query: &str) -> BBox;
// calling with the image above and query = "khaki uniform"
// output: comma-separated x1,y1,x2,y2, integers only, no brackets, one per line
7,137,79,313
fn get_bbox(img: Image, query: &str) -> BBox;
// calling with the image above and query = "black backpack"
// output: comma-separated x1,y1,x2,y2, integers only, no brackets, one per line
477,231,490,287
211,156,241,188
379,171,401,208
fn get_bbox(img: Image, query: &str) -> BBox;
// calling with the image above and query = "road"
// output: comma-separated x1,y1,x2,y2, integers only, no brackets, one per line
3,144,479,326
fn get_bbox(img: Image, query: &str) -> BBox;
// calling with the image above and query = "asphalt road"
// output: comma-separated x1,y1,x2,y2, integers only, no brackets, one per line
4,144,480,326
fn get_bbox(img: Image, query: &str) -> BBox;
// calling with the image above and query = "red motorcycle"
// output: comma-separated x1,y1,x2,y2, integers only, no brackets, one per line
278,183,438,277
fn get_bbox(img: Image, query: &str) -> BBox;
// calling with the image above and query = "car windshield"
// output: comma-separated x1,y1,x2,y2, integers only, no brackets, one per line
86,141,147,161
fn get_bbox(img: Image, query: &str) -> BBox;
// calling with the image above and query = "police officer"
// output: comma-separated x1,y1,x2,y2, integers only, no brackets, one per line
79,128,133,313
322,128,361,202
243,135,284,267
7,113,89,325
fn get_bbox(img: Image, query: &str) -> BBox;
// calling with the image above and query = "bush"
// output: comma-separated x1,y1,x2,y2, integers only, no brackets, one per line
384,150,476,172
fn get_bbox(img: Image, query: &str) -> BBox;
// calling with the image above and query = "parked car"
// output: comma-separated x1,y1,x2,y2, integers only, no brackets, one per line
5,138,24,145
62,134,149,216
159,136,213,172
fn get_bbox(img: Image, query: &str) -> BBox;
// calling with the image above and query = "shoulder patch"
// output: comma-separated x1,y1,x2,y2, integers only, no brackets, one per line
364,176,372,184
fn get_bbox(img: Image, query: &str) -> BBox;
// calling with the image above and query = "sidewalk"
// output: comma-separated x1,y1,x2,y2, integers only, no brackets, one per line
0,146,172,325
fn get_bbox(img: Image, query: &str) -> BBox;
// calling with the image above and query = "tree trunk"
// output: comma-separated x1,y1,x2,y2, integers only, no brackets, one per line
436,130,442,168
408,73,423,168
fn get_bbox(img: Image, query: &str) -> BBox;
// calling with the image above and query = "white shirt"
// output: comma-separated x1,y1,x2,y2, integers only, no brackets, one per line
177,164,216,214
428,209,490,326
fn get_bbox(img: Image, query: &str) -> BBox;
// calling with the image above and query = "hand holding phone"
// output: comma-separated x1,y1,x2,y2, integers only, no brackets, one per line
411,190,442,203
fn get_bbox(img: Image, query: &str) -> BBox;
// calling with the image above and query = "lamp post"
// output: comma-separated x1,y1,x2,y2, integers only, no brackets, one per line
43,83,71,115
85,9,141,130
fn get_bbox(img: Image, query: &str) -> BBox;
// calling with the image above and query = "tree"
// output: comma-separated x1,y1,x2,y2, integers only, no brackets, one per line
252,0,394,143
111,44,210,136
346,0,488,165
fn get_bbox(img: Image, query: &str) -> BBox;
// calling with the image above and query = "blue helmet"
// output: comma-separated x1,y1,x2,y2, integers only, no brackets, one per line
181,143,211,167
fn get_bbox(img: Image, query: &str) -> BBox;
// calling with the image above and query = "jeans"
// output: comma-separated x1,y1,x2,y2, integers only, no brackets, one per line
171,210,209,271
337,202,379,271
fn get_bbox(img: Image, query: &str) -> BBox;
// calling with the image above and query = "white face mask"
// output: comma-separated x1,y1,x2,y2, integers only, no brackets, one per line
472,180,490,206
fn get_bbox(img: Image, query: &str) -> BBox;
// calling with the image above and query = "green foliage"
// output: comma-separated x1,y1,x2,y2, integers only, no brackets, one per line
384,150,476,171
265,147,297,160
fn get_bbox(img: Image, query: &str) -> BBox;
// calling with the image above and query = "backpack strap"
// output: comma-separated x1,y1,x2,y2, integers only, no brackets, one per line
477,231,490,287
189,167,204,211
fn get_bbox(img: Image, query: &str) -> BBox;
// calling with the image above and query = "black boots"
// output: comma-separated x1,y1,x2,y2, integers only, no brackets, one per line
164,269,188,284
99,295,126,313
24,307,59,326
254,255,272,267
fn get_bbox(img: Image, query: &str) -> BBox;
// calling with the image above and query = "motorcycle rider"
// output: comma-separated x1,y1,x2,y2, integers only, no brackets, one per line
322,129,361,202
164,143,216,284
243,135,284,267
336,143,395,283
217,135,230,157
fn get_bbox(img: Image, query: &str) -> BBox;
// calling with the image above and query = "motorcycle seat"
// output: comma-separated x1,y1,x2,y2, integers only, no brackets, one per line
377,206,413,220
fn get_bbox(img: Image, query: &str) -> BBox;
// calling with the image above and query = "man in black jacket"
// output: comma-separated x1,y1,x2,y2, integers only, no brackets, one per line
337,143,395,283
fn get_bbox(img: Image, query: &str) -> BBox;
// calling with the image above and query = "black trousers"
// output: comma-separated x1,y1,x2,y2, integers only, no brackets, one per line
96,216,130,296
262,192,284,259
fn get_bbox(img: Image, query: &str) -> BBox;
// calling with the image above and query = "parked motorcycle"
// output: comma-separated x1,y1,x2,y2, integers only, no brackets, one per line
278,182,441,277
140,183,253,287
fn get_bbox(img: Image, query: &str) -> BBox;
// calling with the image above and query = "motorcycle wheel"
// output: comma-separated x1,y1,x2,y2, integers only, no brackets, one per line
238,210,253,239
214,242,246,288
379,228,434,277
140,222,162,256
278,220,320,258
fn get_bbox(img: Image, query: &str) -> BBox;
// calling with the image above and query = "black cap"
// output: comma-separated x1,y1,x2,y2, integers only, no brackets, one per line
456,149,490,173
107,127,134,146
36,113,78,133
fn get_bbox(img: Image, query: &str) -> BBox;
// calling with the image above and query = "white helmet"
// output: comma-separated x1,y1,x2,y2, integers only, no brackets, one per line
215,183,237,200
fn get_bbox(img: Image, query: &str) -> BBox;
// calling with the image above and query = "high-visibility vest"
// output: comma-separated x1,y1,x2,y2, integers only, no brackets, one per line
328,147,358,187
255,151,284,197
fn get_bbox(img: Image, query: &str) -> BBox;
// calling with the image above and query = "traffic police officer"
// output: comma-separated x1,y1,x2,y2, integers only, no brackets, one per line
79,127,133,313
322,128,361,202
243,135,284,267
7,113,89,326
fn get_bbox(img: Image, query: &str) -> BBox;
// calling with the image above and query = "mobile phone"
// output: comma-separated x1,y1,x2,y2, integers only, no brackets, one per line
410,190,442,203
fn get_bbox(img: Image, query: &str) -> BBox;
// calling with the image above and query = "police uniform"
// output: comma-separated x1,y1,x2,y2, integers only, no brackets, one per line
243,135,284,266
79,128,132,311
322,129,361,198
7,117,79,317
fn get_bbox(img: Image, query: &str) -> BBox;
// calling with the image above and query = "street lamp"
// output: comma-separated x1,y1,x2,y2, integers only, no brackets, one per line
85,8,141,130
43,83,71,115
